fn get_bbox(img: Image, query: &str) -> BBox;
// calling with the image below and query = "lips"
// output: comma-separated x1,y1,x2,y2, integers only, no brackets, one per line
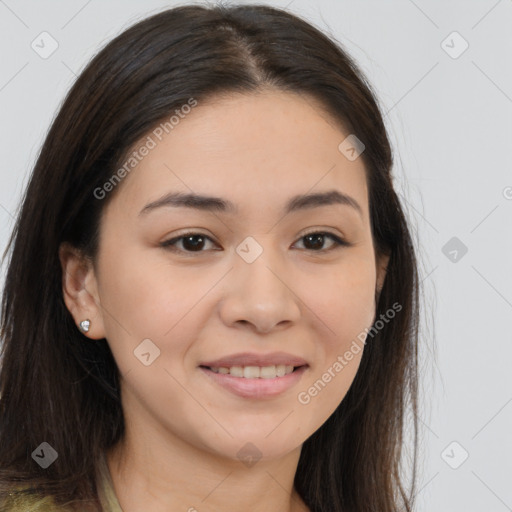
199,365,308,399
199,351,308,369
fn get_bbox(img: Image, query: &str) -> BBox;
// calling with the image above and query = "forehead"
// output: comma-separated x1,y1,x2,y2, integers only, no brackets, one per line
107,90,369,220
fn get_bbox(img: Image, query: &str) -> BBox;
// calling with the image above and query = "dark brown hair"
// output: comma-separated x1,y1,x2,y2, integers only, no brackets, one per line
0,3,420,511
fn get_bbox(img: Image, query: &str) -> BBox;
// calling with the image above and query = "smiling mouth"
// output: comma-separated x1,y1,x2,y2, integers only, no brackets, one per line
199,364,308,399
199,364,306,379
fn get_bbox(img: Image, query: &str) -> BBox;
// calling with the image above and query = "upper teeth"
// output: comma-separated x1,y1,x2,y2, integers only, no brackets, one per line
208,365,295,378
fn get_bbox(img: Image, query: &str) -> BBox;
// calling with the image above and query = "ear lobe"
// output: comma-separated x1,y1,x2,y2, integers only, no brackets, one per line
59,242,106,339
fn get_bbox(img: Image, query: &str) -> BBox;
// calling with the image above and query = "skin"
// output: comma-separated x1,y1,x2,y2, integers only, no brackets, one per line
60,89,389,512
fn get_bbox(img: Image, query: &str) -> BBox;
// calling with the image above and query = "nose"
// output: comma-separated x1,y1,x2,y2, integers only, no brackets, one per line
218,244,301,334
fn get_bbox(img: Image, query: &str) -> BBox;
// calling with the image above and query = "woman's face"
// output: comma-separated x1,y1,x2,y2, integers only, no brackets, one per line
69,90,388,462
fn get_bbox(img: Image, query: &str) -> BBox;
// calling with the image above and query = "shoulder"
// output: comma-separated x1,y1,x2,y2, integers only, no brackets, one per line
0,451,114,511
0,487,70,511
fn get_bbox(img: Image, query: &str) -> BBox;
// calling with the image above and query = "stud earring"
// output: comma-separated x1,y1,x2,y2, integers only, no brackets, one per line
79,319,91,333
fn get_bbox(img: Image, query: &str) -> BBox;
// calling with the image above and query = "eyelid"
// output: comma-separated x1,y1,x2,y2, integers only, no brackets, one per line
159,231,218,253
298,227,348,242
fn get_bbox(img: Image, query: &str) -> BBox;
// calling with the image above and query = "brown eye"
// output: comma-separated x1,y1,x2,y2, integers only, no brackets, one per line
294,231,349,252
160,233,216,253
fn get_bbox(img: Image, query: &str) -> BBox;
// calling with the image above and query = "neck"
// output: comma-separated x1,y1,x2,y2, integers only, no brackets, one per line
106,424,309,512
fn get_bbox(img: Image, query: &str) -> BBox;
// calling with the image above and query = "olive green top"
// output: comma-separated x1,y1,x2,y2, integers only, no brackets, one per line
1,452,123,511
96,452,123,512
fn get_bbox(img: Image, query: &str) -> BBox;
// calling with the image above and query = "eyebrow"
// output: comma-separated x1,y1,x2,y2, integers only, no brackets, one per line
139,189,363,218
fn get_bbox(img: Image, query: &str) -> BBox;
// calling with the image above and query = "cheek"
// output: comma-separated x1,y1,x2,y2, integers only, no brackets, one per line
95,246,219,374
300,255,377,344
294,256,376,419
97,246,202,333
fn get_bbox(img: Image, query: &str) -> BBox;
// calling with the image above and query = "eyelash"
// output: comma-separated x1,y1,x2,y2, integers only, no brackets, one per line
160,230,350,255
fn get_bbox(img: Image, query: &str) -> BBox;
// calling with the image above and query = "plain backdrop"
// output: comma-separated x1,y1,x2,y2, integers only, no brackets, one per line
1,1,511,510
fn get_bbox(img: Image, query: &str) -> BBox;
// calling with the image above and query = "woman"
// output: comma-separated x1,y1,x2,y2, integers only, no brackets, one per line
0,3,420,511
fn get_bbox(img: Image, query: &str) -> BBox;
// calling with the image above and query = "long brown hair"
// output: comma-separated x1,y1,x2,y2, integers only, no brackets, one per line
0,4,420,511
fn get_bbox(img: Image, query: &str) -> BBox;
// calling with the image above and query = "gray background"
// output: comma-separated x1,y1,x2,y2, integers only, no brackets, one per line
1,0,511,510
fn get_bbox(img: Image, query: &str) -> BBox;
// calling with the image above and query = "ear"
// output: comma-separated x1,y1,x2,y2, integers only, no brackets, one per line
375,250,390,303
59,242,106,340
